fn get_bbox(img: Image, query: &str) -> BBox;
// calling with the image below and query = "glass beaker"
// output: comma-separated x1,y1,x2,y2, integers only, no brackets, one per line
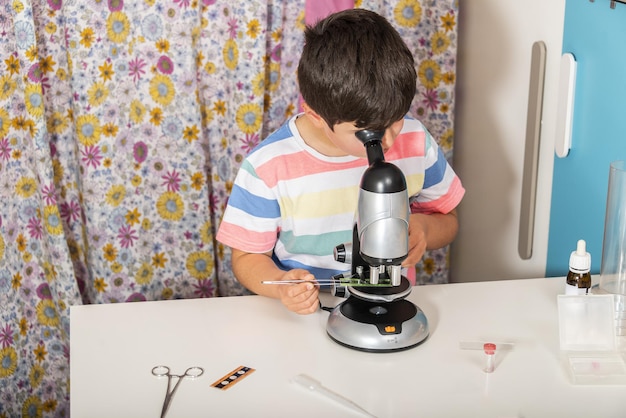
600,161,626,336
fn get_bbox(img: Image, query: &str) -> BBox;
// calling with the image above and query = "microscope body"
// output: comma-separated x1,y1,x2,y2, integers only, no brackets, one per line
334,129,410,288
356,157,409,286
327,130,429,352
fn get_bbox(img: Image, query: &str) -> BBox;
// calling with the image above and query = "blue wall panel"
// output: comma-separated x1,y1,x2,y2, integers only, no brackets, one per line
547,0,626,276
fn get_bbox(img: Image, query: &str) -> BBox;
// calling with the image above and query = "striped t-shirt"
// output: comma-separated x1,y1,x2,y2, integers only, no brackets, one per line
216,114,465,279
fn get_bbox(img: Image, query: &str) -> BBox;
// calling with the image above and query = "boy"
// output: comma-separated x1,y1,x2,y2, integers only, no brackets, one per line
216,9,465,314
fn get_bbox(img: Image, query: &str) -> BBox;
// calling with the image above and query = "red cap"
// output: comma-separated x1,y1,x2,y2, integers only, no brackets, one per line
484,343,496,355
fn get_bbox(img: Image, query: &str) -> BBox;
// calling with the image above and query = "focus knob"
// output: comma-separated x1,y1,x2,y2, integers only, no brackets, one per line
333,243,352,264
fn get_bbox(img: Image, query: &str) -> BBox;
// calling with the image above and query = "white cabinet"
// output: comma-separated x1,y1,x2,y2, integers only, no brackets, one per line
451,1,566,282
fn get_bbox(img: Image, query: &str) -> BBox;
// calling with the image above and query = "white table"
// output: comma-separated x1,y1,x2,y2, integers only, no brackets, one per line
70,278,626,417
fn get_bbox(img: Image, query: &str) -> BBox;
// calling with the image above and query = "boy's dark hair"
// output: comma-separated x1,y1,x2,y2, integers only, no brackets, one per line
297,9,416,131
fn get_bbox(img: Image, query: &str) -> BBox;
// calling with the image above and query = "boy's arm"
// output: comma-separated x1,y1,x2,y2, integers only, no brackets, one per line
231,248,320,315
403,208,459,267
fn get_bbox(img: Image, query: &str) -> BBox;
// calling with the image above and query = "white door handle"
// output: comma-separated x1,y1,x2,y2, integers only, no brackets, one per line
555,53,577,158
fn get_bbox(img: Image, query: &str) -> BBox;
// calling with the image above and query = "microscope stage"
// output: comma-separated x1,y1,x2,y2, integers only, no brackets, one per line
347,275,412,302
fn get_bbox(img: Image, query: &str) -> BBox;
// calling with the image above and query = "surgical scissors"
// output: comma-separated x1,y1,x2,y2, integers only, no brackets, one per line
151,365,204,418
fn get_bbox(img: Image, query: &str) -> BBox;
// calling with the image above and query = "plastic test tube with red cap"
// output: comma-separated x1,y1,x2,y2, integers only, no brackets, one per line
459,341,514,373
484,343,496,373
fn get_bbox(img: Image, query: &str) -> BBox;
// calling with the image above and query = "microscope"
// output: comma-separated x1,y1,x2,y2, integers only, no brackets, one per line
326,130,429,352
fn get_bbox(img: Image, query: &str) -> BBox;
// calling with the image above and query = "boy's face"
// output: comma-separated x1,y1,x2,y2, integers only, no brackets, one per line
324,119,405,158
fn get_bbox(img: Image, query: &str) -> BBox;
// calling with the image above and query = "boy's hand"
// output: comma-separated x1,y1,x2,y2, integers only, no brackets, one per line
404,209,459,267
277,269,320,315
405,215,428,267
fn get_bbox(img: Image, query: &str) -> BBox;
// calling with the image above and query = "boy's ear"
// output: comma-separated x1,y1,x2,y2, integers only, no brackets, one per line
302,103,327,129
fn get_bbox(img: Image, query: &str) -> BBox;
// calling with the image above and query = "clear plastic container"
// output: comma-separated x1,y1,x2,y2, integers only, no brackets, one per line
557,294,626,385
600,161,626,336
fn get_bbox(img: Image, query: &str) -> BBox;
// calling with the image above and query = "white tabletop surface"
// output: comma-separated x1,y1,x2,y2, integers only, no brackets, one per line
70,277,626,418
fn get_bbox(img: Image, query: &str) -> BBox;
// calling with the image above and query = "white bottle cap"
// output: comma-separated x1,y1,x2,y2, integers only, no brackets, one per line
569,239,591,273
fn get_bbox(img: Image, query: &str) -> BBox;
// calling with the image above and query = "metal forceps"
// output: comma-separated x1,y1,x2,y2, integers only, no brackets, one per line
151,365,204,418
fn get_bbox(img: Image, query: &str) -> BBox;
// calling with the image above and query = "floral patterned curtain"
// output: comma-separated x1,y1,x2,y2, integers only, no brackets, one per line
0,0,457,415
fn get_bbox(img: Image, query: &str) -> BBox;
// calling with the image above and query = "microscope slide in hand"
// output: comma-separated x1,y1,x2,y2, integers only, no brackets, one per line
291,374,378,418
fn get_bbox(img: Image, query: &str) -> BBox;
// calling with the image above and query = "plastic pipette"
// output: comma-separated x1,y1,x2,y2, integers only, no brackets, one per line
291,374,377,418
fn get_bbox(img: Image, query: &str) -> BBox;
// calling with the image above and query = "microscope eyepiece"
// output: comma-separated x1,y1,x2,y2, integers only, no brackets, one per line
355,129,384,145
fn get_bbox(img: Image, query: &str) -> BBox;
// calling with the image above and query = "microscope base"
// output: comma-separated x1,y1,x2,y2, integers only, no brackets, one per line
326,297,428,352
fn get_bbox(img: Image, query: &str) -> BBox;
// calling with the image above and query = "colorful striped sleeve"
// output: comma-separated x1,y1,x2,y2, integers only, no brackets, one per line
410,133,465,214
216,161,281,254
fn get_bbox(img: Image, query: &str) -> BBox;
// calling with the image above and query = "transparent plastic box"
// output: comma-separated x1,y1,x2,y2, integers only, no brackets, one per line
557,294,626,385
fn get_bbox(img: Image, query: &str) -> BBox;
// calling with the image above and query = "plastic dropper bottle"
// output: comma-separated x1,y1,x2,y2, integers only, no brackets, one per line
565,239,592,295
